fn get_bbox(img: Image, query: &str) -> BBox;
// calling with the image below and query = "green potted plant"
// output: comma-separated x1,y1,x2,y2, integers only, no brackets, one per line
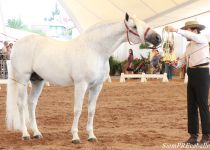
109,56,122,76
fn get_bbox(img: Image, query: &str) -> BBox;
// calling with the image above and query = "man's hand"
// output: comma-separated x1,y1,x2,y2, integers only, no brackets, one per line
165,26,178,32
170,61,178,68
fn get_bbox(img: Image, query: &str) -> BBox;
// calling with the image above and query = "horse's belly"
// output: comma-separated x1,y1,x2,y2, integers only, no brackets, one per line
47,77,73,86
36,69,73,86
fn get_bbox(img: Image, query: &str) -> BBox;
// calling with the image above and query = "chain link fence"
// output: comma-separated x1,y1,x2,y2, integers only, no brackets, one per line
0,52,8,79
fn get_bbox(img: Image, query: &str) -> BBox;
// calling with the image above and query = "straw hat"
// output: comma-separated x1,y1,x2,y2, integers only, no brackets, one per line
181,20,205,30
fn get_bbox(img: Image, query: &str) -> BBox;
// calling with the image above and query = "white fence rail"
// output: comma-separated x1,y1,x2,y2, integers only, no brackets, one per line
120,73,169,83
184,73,188,84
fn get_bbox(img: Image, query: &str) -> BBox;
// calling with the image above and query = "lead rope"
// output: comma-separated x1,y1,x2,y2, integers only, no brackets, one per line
8,77,27,86
161,28,209,68
161,28,174,52
178,45,209,68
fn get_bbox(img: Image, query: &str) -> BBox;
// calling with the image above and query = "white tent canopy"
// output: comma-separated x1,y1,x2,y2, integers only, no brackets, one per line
58,0,210,61
59,0,210,32
1,0,209,60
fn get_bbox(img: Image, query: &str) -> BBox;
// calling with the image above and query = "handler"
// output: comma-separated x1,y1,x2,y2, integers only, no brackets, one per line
165,21,210,145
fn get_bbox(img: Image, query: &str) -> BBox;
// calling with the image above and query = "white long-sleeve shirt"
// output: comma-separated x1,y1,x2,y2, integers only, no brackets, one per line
177,29,209,68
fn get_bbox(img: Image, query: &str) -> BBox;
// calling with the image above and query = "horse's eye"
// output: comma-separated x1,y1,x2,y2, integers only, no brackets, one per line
133,25,137,29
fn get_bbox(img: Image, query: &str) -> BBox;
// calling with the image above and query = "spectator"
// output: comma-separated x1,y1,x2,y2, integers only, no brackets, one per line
2,41,9,55
151,49,161,73
126,48,134,73
163,45,177,80
6,43,13,59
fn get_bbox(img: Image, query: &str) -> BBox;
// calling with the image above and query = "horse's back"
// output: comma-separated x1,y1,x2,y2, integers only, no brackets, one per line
12,35,65,54
11,35,71,84
10,34,108,86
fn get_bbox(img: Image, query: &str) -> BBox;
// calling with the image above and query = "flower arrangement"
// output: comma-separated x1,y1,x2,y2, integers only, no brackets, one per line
132,55,150,73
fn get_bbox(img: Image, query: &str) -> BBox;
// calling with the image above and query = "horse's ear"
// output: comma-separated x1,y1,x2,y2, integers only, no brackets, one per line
125,13,129,21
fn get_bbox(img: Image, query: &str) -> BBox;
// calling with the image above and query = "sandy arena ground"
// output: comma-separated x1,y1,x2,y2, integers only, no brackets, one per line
0,78,209,150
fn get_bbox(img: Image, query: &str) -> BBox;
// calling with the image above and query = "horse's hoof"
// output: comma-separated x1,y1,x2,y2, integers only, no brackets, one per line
33,135,43,139
72,139,81,144
88,138,97,142
22,136,30,141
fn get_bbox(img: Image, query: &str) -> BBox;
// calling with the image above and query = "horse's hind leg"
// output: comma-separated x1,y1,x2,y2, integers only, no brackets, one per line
86,83,103,142
17,80,30,140
28,80,45,139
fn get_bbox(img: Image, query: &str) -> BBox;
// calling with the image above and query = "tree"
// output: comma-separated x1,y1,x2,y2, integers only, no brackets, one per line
7,18,26,29
52,2,60,19
45,2,60,21
7,18,45,35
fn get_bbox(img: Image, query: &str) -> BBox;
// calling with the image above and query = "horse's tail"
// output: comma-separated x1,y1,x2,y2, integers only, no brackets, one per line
6,61,21,130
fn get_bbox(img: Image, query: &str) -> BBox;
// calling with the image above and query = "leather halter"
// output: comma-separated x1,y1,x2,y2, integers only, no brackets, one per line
124,20,150,45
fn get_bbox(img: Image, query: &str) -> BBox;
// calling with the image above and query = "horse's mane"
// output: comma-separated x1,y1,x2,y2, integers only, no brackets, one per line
84,20,120,34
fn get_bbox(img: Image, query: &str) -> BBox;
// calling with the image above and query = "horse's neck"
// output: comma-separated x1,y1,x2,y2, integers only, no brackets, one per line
84,21,126,58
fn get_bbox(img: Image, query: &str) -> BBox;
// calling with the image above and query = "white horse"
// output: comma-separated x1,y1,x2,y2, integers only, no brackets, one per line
6,13,161,144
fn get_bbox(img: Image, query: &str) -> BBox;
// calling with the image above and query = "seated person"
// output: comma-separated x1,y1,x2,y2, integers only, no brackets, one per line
150,50,161,73
126,49,134,73
151,50,161,68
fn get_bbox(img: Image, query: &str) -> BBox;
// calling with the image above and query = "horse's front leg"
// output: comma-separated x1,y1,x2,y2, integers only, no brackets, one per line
71,82,88,144
87,83,103,142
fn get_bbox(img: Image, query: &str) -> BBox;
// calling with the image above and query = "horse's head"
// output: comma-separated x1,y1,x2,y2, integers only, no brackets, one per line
124,13,161,47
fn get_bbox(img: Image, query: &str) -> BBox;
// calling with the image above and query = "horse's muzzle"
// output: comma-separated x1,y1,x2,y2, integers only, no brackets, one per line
146,33,161,47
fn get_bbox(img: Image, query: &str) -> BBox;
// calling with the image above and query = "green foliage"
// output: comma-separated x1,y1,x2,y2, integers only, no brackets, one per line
133,55,150,66
7,18,26,29
132,58,141,66
46,2,60,21
109,56,122,75
64,28,73,37
132,55,150,73
7,18,45,35
52,3,60,17
139,43,149,49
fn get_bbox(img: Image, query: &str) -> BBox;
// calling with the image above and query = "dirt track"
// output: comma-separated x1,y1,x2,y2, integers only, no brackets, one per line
0,78,208,150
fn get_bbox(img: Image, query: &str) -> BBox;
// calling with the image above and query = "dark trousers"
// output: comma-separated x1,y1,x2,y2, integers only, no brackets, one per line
187,67,210,134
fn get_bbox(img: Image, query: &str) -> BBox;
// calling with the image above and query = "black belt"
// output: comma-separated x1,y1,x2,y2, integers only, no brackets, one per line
189,63,209,69
194,63,209,67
